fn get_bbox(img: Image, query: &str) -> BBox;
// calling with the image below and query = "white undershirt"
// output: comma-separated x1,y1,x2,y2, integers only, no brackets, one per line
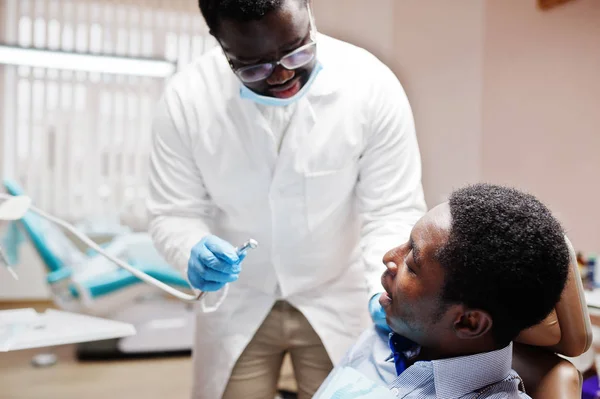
256,103,298,298
256,102,298,153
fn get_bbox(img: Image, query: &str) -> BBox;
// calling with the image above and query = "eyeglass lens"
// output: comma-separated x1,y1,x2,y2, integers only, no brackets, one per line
237,43,316,83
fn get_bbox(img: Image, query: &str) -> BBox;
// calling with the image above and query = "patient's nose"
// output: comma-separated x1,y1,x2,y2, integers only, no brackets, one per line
383,246,404,277
385,261,398,276
383,246,402,265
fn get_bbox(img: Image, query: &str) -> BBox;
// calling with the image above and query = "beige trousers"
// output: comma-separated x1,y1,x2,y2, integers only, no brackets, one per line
222,301,333,399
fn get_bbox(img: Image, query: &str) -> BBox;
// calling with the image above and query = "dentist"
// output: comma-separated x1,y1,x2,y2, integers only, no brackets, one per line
147,0,426,398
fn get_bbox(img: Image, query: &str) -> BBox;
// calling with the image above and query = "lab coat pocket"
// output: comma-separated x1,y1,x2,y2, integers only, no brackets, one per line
304,165,357,233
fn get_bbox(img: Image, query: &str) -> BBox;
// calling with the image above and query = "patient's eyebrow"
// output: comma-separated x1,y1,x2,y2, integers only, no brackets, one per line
409,236,422,268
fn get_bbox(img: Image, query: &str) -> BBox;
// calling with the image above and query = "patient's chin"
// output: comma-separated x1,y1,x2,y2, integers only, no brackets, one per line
390,317,423,340
388,320,408,336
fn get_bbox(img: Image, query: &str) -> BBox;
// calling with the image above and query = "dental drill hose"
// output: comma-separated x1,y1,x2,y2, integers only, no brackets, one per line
20,201,257,302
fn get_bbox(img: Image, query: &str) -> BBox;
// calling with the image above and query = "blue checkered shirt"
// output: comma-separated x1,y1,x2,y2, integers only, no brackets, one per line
320,326,531,398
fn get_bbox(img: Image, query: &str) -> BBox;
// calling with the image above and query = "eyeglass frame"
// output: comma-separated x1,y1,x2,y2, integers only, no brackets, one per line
220,4,318,83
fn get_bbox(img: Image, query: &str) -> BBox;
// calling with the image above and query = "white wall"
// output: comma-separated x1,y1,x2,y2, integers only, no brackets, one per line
0,0,49,300
0,1,5,182
0,233,51,300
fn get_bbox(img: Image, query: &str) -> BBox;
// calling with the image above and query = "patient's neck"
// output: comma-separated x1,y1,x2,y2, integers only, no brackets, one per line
416,335,500,362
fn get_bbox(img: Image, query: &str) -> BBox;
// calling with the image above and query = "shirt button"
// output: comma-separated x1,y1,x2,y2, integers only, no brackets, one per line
391,387,400,396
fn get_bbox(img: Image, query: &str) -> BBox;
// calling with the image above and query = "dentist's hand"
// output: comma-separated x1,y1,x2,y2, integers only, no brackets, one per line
187,235,245,292
369,293,392,333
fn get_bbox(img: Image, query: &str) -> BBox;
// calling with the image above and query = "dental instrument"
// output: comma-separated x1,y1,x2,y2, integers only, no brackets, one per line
195,238,258,300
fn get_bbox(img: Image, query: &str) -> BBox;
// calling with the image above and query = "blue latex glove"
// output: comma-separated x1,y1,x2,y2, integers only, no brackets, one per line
187,235,246,292
369,293,391,333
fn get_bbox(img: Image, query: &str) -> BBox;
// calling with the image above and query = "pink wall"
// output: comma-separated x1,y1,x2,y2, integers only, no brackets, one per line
317,0,486,206
318,0,600,252
482,0,600,251
313,0,396,67
392,0,485,206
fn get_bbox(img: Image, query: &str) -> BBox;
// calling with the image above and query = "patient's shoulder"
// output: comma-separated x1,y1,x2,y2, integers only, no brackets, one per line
481,393,531,398
474,371,531,398
341,326,388,366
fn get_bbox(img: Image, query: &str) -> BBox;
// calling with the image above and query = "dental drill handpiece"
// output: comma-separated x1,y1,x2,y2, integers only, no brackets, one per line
196,239,258,300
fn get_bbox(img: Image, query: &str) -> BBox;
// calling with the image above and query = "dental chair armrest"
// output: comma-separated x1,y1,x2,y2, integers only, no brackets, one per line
46,268,73,284
512,343,582,399
46,268,81,311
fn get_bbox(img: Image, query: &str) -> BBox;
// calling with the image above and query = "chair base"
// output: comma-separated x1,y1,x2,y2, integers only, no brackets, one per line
275,391,298,399
76,338,191,360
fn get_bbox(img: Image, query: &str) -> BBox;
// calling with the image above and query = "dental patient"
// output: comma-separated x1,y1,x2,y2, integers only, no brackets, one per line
315,183,569,398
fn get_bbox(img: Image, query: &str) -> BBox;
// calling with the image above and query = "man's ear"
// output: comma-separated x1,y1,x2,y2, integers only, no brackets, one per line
453,309,493,339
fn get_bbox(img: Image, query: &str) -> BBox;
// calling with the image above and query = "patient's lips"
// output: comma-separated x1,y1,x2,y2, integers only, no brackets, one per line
380,268,394,308
379,291,393,308
381,263,396,290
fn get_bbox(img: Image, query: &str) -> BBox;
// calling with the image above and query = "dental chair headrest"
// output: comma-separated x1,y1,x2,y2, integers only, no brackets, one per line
515,236,593,358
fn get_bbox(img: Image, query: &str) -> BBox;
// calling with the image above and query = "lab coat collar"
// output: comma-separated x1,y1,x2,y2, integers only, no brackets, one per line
306,33,342,97
220,33,336,173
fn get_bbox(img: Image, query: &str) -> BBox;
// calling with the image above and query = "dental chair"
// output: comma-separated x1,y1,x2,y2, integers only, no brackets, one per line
512,236,593,398
3,180,196,358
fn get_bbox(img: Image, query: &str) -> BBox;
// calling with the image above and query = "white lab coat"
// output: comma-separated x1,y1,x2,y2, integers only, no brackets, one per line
147,34,426,399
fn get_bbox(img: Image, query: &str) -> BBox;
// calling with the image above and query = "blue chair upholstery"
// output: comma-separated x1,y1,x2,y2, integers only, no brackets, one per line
3,179,191,301
4,179,66,272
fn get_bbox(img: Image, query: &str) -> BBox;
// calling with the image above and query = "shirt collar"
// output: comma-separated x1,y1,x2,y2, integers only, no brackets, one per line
306,33,341,97
383,334,514,399
432,342,514,399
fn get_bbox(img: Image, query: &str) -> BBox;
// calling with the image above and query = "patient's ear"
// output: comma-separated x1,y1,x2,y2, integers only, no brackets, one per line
453,309,493,339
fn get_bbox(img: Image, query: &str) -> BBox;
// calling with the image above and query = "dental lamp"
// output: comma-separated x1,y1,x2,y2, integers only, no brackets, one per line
0,193,256,303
